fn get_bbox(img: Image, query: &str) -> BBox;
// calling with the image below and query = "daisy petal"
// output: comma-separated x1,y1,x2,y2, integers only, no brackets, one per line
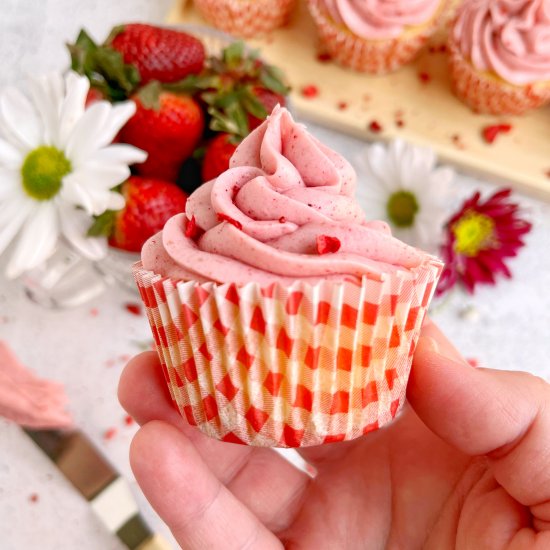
0,196,34,256
28,73,64,146
88,144,147,167
59,201,107,261
60,177,95,214
106,191,125,211
0,169,20,202
70,163,131,190
0,87,42,149
101,101,136,141
64,102,111,164
0,138,23,169
57,72,89,148
5,202,58,279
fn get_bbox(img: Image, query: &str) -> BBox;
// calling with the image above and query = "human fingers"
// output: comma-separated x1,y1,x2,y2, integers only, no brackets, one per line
119,353,310,532
409,323,550,530
131,421,283,550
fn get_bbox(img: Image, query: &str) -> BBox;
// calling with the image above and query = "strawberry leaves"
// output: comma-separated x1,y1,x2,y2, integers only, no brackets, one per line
68,29,140,102
87,209,117,237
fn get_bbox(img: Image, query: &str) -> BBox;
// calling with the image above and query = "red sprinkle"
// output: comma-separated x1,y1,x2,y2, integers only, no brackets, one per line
337,101,348,110
89,308,99,317
466,358,479,368
482,123,512,144
316,52,332,62
439,44,448,53
185,216,203,239
217,213,243,230
317,235,341,255
125,303,142,316
124,415,134,426
396,119,405,128
103,428,117,441
301,85,319,98
368,120,383,133
279,216,287,223
418,71,431,83
29,493,39,503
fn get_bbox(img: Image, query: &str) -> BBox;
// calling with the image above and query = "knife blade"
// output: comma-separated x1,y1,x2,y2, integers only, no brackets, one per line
24,428,173,550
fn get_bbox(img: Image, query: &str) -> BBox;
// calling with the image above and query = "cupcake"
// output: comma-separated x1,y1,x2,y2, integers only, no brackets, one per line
449,0,550,115
134,106,443,447
307,0,448,74
194,0,297,38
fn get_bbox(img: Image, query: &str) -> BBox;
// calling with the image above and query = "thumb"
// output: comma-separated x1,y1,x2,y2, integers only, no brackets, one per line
408,321,550,526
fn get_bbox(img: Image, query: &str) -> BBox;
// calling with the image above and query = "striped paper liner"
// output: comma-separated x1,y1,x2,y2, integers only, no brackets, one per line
194,0,297,38
134,257,443,447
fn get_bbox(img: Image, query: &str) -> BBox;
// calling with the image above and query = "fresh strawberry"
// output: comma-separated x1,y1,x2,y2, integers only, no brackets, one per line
89,176,188,252
67,25,204,101
108,24,205,85
175,42,289,140
248,86,286,130
202,133,239,182
119,83,204,181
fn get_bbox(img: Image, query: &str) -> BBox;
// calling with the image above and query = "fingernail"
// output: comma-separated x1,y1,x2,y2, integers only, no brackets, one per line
417,335,439,354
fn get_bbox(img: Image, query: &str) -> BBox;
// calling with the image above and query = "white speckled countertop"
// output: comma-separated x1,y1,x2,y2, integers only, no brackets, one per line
1,2,549,549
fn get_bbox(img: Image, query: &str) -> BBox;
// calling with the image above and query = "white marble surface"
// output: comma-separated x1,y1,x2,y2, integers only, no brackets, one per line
1,1,550,549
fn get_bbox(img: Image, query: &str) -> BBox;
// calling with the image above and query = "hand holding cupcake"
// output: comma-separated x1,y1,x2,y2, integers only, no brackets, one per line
449,0,550,114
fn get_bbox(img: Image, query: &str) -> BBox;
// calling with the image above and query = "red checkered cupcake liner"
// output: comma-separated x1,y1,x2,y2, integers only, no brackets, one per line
448,38,550,115
306,0,443,74
194,0,297,38
134,258,443,447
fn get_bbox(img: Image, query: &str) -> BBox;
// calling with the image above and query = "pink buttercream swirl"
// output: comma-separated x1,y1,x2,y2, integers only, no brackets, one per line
320,0,442,39
453,0,550,85
142,106,425,286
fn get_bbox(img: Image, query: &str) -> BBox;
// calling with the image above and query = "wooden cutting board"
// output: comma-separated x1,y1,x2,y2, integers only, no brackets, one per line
167,0,550,201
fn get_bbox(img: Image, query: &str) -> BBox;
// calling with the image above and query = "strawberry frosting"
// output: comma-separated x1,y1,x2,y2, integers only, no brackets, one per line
453,0,550,85
320,0,442,39
142,106,426,285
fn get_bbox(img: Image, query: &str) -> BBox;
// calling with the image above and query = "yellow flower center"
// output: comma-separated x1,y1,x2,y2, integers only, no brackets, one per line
21,146,71,201
386,190,419,228
452,211,495,256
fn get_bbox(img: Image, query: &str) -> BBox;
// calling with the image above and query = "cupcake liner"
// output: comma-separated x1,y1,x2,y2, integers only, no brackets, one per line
134,258,443,447
194,0,297,38
448,38,550,115
307,0,443,74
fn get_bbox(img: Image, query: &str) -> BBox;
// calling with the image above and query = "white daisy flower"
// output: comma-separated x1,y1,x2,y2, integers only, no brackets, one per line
0,71,146,279
355,139,454,254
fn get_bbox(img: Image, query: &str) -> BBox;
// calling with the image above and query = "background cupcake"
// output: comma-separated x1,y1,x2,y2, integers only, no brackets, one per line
194,0,297,38
307,0,448,74
449,0,550,115
135,107,443,448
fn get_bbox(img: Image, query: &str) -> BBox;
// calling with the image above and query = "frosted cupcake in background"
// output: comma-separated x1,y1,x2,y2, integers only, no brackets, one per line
134,106,443,447
307,0,448,74
194,0,297,38
449,0,550,115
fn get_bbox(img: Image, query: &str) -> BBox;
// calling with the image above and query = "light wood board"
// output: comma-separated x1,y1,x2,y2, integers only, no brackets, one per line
168,0,550,201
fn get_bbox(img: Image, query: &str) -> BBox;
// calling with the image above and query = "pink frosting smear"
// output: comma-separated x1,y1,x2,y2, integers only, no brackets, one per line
320,0,442,39
453,0,550,85
142,106,427,286
0,341,73,429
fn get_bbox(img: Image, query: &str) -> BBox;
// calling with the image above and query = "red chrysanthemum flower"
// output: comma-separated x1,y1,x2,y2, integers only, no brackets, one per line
437,188,531,295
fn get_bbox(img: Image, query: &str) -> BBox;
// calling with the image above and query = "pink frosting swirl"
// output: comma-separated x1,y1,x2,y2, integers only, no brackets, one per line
142,107,425,286
453,0,550,85
320,0,442,39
